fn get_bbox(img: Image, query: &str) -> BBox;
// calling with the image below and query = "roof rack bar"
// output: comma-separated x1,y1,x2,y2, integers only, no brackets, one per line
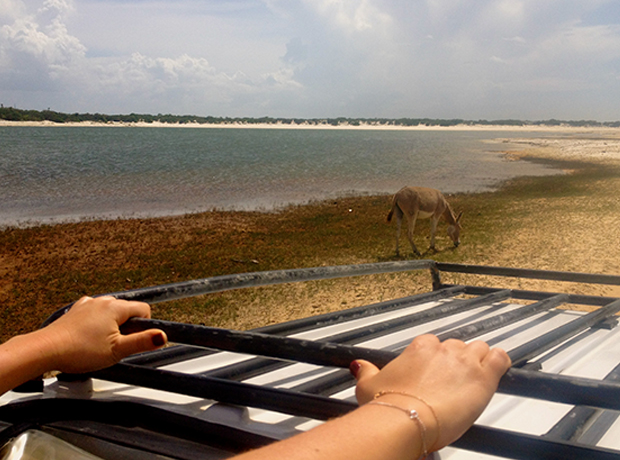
305,289,513,346
93,363,356,421
117,319,620,410
447,284,620,307
42,260,438,328
126,287,463,370
211,290,510,395
288,368,355,396
127,291,510,380
126,288,469,382
437,294,569,342
436,263,620,286
253,285,464,336
129,287,468,370
96,360,620,426
134,286,504,381
454,424,620,460
113,260,437,304
544,360,620,442
123,319,396,369
500,367,620,410
508,298,620,366
87,364,620,459
124,290,510,360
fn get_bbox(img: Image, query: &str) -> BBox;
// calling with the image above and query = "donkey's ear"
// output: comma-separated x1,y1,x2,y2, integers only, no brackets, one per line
456,211,463,223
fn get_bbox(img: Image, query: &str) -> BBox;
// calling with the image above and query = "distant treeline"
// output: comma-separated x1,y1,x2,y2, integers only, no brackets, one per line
2,106,620,128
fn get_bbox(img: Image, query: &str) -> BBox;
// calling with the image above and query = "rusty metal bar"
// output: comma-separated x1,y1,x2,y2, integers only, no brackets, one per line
44,261,620,329
454,424,620,460
125,286,465,370
42,260,437,327
117,319,620,411
113,260,437,304
436,262,620,286
508,298,620,366
198,289,507,382
544,360,620,442
437,294,568,342
253,285,464,336
124,290,510,378
91,363,356,421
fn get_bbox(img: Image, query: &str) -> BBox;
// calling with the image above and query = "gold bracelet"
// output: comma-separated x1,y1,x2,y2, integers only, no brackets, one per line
374,390,441,441
367,401,428,459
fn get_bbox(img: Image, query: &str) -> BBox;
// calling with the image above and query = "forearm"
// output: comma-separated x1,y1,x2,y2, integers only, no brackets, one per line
0,297,167,397
233,395,438,460
0,329,60,395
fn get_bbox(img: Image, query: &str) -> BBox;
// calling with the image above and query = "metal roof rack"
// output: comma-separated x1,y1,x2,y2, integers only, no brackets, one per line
4,260,620,460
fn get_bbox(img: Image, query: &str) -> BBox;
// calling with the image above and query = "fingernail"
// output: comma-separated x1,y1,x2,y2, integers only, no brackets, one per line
152,333,166,347
349,360,361,378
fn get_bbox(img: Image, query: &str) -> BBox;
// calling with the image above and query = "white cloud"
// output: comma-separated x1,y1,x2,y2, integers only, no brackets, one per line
2,0,620,119
0,0,84,89
0,0,305,114
308,0,392,33
503,36,526,44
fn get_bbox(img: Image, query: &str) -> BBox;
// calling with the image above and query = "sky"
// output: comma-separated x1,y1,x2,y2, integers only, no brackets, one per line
2,0,620,120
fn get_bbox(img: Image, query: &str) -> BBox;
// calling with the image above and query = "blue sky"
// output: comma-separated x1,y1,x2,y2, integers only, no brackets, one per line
2,0,620,120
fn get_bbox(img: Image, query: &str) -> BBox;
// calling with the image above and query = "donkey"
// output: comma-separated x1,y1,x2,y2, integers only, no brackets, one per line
387,186,463,256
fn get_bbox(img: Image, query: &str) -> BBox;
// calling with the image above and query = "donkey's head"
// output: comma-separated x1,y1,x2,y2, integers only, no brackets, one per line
447,211,463,247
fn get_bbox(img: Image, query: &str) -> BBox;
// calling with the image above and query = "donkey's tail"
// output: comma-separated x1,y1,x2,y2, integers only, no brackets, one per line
387,194,403,222
387,197,398,222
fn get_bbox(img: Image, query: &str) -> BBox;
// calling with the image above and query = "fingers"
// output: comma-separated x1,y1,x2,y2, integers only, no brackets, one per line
440,338,510,370
463,339,489,355
406,333,441,352
350,359,380,404
482,347,512,374
350,359,379,381
348,335,510,452
453,339,511,374
114,329,168,360
100,296,152,324
70,296,151,324
97,297,162,358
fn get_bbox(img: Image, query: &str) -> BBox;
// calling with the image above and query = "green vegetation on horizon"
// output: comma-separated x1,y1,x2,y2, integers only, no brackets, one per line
1,105,619,128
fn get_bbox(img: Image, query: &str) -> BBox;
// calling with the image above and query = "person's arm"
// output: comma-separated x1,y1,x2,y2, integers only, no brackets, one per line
0,296,167,396
232,335,511,460
1,298,510,460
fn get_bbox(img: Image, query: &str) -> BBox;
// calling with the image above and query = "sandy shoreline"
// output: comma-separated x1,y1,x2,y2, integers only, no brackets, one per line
3,119,620,132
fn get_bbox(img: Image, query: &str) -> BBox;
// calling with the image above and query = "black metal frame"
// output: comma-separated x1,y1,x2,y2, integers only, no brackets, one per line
6,260,620,459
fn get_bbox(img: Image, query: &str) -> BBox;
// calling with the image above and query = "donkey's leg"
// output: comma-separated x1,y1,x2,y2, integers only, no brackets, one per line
407,213,421,256
393,204,406,256
395,214,402,256
429,216,439,251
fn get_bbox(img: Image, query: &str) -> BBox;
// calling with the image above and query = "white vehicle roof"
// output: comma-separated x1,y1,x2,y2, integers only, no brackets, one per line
2,260,620,460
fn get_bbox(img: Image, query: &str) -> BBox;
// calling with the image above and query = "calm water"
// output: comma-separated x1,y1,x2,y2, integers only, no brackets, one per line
0,127,559,227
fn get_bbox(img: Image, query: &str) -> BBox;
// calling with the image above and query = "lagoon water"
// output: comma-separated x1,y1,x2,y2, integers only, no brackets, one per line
0,126,559,227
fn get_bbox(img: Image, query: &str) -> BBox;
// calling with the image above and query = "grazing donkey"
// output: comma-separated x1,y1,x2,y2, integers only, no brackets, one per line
387,186,463,256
